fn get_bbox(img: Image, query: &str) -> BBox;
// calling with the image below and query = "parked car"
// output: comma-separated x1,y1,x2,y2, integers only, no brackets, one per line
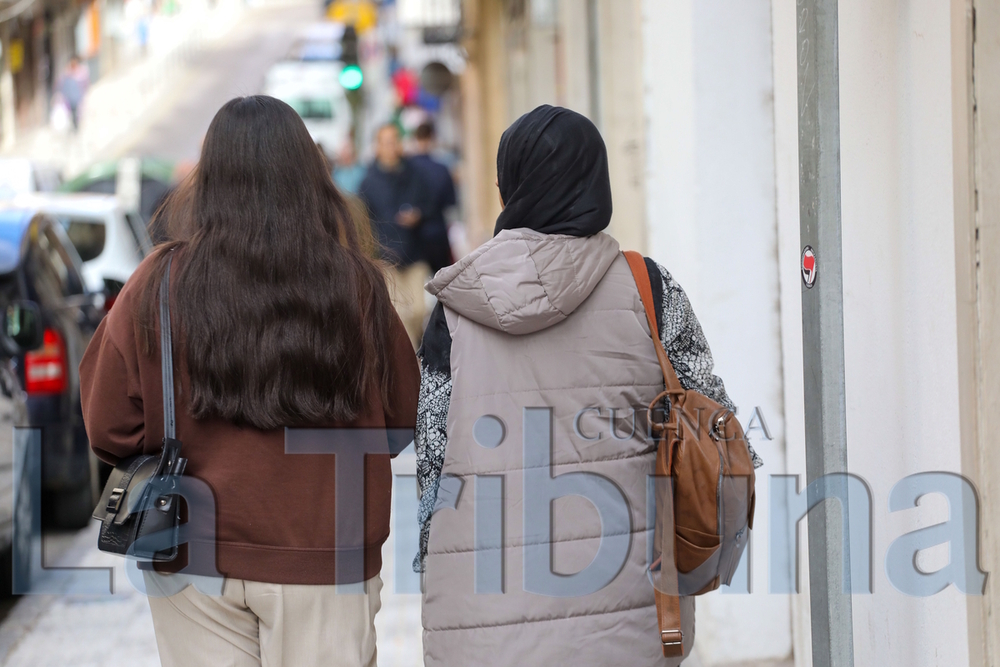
0,367,30,596
0,205,105,530
0,159,63,199
58,158,174,229
16,193,153,303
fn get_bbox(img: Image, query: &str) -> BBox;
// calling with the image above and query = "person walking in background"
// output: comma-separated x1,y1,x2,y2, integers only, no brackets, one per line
334,133,367,195
358,123,430,347
57,56,89,131
80,96,420,667
414,105,763,666
409,121,457,274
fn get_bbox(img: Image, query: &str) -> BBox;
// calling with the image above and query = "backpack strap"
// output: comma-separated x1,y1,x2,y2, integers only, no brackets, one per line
623,250,686,659
623,251,685,397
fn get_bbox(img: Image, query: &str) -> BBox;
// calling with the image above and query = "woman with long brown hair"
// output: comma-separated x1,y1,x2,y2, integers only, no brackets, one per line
80,96,419,667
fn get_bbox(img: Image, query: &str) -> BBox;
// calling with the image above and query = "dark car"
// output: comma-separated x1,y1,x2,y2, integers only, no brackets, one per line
0,207,104,532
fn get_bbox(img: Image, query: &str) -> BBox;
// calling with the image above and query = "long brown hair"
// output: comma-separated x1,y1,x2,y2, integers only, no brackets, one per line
136,96,397,430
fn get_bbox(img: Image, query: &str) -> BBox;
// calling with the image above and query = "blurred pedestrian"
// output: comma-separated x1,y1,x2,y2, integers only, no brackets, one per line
358,123,430,347
333,135,366,195
415,105,762,666
137,15,150,56
80,96,419,667
409,121,456,273
57,56,89,131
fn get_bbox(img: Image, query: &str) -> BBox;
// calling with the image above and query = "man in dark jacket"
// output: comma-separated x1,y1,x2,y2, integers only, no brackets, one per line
358,124,429,347
410,121,457,273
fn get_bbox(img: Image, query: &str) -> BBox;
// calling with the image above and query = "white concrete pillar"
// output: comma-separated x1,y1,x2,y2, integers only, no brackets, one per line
833,0,972,663
642,0,794,664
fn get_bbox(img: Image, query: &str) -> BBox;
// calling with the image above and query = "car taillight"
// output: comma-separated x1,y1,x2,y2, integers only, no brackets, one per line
25,328,68,395
103,279,125,313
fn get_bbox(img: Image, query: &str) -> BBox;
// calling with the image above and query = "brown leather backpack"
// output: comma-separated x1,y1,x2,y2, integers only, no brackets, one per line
624,251,757,659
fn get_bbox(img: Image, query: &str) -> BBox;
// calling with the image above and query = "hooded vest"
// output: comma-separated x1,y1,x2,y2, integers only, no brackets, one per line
421,229,694,666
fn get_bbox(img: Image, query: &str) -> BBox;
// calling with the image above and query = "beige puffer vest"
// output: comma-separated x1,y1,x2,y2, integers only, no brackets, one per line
421,229,694,666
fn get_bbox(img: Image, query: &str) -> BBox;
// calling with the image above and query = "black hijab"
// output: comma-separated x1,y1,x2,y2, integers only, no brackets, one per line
421,107,613,375
494,105,613,237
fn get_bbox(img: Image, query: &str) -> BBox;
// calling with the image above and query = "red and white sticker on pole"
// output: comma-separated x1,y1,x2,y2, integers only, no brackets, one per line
801,246,817,288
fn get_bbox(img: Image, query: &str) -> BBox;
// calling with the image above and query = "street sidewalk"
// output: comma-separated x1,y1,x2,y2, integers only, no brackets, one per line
0,453,424,667
0,449,725,666
0,0,247,179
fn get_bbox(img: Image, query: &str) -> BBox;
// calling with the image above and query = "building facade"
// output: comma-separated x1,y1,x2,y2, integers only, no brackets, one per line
457,0,998,664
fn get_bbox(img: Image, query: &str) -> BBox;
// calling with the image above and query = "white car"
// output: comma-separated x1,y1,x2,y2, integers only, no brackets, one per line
0,159,62,199
14,193,153,296
264,60,354,155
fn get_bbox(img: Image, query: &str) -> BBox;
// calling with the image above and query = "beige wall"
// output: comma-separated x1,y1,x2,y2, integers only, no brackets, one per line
460,0,508,246
952,1,984,665
593,0,646,252
556,0,592,114
971,0,1000,662
459,0,647,252
945,0,999,662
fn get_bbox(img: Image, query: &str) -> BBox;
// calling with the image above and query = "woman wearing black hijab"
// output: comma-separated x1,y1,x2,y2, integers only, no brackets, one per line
414,105,760,666
492,103,613,237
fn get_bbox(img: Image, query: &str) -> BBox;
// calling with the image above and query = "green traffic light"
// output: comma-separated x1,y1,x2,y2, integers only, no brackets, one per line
340,65,363,91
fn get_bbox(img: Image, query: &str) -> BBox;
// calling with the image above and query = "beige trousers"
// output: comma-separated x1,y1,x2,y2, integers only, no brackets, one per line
144,573,382,667
387,262,429,349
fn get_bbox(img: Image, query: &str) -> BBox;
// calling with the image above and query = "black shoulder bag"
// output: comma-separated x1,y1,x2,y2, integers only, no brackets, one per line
93,255,187,562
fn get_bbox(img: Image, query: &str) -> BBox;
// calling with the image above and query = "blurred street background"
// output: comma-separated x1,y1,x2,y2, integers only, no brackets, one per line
0,0,444,664
0,0,995,666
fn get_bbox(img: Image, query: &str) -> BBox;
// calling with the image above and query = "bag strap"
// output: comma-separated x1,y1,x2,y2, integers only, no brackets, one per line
622,251,685,397
159,254,176,442
622,250,686,659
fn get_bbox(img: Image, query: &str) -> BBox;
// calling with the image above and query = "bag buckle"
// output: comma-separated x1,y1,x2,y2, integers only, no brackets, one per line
710,415,727,442
106,487,126,513
661,629,683,648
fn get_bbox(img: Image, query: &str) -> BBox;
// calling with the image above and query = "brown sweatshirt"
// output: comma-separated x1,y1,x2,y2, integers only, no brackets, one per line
79,251,420,585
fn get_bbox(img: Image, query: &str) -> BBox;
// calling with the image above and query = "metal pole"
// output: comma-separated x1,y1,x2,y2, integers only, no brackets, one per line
796,0,855,666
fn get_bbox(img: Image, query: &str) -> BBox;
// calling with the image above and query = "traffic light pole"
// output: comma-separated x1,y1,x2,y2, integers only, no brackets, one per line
796,0,856,666
347,87,363,152
340,24,364,148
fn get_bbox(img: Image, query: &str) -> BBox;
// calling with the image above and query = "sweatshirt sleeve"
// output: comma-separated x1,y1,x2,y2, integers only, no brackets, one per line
79,317,146,466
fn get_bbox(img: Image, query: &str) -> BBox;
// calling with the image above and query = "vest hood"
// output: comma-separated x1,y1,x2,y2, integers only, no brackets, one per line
425,229,621,335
